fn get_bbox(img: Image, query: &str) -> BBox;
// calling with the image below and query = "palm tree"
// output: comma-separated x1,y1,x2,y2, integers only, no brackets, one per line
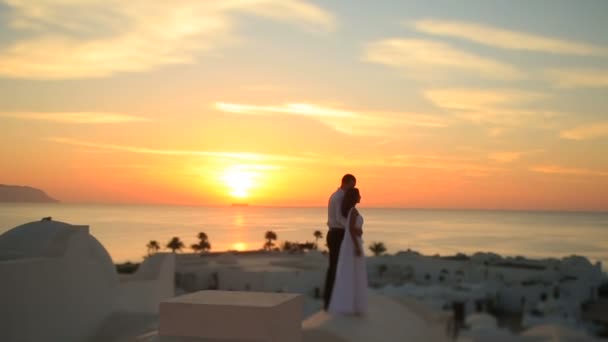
191,232,211,254
167,237,184,253
146,240,160,256
369,241,387,256
197,232,208,241
313,230,323,249
264,230,277,251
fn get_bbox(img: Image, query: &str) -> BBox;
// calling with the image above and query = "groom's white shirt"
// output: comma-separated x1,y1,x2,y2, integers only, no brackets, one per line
327,188,347,229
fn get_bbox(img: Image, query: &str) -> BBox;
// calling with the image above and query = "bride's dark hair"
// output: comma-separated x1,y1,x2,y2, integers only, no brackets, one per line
341,188,360,218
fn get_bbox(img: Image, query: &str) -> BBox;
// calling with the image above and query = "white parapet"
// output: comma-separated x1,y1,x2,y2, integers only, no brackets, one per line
159,290,303,342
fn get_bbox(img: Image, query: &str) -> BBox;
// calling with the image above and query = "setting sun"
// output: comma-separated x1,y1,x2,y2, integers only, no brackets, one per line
222,167,254,198
231,242,247,251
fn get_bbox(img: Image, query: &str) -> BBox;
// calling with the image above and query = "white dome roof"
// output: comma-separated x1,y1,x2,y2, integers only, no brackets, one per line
0,219,113,269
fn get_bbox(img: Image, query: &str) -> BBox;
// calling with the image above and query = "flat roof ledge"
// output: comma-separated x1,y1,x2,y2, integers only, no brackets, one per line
159,290,303,341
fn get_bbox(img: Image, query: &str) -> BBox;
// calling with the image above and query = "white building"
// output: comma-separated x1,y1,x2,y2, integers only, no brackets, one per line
367,250,605,339
175,251,326,297
0,219,175,342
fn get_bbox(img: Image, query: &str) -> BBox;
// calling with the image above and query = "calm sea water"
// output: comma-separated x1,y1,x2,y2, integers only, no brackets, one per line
1,204,607,269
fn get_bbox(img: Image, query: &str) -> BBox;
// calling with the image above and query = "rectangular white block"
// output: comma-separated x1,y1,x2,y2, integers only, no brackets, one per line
159,291,303,342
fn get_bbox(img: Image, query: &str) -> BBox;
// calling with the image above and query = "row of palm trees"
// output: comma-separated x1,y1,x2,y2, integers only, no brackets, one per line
263,230,325,251
146,230,387,256
261,230,310,251
146,232,211,255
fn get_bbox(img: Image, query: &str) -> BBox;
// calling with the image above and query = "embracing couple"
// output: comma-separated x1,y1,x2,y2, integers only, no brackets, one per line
323,174,368,316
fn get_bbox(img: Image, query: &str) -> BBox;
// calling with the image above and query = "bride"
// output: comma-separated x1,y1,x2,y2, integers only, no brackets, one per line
328,187,368,315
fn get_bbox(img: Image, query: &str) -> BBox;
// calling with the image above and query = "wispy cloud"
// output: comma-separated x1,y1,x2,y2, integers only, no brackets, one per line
233,1,335,32
488,127,505,138
560,121,608,140
215,102,448,136
0,112,150,124
545,68,608,88
424,88,554,125
364,39,524,80
48,137,312,162
0,0,335,79
488,152,524,163
411,19,608,56
336,153,501,177
488,150,542,163
425,89,544,111
531,165,608,177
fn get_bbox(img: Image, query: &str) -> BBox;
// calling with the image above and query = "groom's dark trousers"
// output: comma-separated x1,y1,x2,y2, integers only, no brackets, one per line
323,228,345,310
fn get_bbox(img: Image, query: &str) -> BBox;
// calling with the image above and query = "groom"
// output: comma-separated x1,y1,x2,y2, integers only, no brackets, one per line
323,173,356,310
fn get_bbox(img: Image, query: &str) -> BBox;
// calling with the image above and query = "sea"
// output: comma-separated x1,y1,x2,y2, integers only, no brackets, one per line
1,203,607,269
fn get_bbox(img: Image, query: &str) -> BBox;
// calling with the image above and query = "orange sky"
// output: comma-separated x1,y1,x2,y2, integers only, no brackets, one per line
1,1,607,211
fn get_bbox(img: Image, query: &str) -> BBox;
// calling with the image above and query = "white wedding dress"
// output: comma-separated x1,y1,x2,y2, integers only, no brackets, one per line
328,207,368,315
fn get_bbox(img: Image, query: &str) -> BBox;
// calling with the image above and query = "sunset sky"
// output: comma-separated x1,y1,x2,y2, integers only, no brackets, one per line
1,0,607,210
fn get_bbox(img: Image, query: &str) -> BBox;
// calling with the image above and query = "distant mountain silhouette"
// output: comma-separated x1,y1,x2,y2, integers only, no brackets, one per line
0,184,58,203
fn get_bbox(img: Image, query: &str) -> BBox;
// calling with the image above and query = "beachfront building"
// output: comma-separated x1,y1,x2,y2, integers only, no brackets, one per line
0,219,175,342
